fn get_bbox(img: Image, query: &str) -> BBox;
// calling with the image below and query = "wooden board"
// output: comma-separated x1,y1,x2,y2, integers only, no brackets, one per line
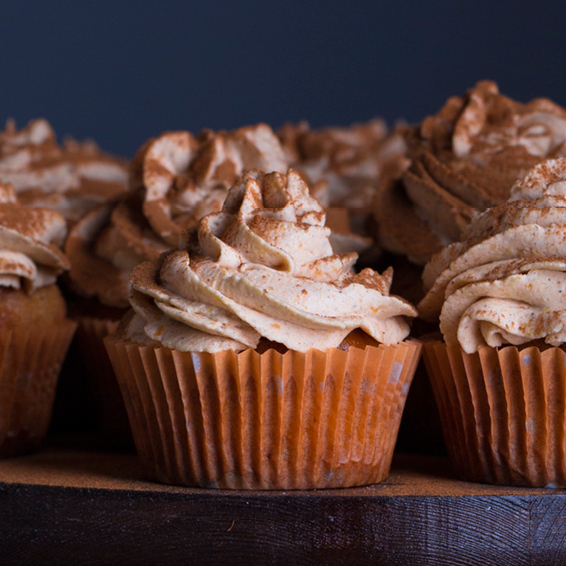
1,438,566,565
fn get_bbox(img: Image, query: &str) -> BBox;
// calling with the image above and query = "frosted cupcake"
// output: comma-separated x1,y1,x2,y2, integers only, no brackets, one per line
377,81,566,266
0,183,76,457
421,157,566,486
64,124,372,447
105,168,421,489
64,123,290,447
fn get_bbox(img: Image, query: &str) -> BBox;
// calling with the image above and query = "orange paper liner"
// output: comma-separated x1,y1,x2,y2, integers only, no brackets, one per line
104,337,422,490
74,317,134,450
423,341,566,487
0,319,77,457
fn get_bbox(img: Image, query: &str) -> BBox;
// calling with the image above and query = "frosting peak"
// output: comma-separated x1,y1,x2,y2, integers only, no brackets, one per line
190,169,354,281
279,120,407,209
131,124,289,247
127,169,416,353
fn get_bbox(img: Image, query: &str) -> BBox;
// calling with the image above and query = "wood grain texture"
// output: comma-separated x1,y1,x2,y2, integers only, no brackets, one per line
1,446,566,565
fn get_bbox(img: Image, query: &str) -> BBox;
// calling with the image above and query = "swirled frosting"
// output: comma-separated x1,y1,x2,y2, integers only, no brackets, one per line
0,182,69,292
419,157,566,353
65,124,289,308
278,119,408,235
0,118,128,223
125,168,416,353
377,81,566,264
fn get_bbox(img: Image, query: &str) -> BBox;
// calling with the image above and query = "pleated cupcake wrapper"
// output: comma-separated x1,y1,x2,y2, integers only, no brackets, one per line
423,341,566,487
0,319,77,458
74,317,134,450
104,337,421,490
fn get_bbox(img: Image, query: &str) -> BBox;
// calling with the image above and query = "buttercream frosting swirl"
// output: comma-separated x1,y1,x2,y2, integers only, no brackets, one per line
278,119,408,235
65,124,289,308
126,168,416,353
377,81,566,264
0,183,69,292
419,157,566,353
0,118,129,223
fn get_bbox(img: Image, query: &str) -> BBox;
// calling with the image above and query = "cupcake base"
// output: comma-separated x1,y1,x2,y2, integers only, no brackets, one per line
423,341,566,487
0,320,77,457
105,337,421,490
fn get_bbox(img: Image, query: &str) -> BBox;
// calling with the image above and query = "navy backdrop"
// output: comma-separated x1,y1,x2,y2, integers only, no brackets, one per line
2,0,565,158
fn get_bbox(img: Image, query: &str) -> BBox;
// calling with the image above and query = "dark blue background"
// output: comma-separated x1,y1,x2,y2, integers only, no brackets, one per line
2,0,565,158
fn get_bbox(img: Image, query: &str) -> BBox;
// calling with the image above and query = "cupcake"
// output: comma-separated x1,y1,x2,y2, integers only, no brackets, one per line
0,183,76,457
105,168,421,489
64,123,291,446
420,157,566,486
0,116,129,447
376,80,566,266
0,118,129,225
64,123,373,448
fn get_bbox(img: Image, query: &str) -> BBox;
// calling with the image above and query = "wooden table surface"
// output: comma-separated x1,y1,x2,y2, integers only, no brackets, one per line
1,436,566,565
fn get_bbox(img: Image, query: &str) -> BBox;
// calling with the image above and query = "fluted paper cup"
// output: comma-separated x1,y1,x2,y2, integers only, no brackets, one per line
105,336,421,490
423,341,566,487
0,320,77,457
